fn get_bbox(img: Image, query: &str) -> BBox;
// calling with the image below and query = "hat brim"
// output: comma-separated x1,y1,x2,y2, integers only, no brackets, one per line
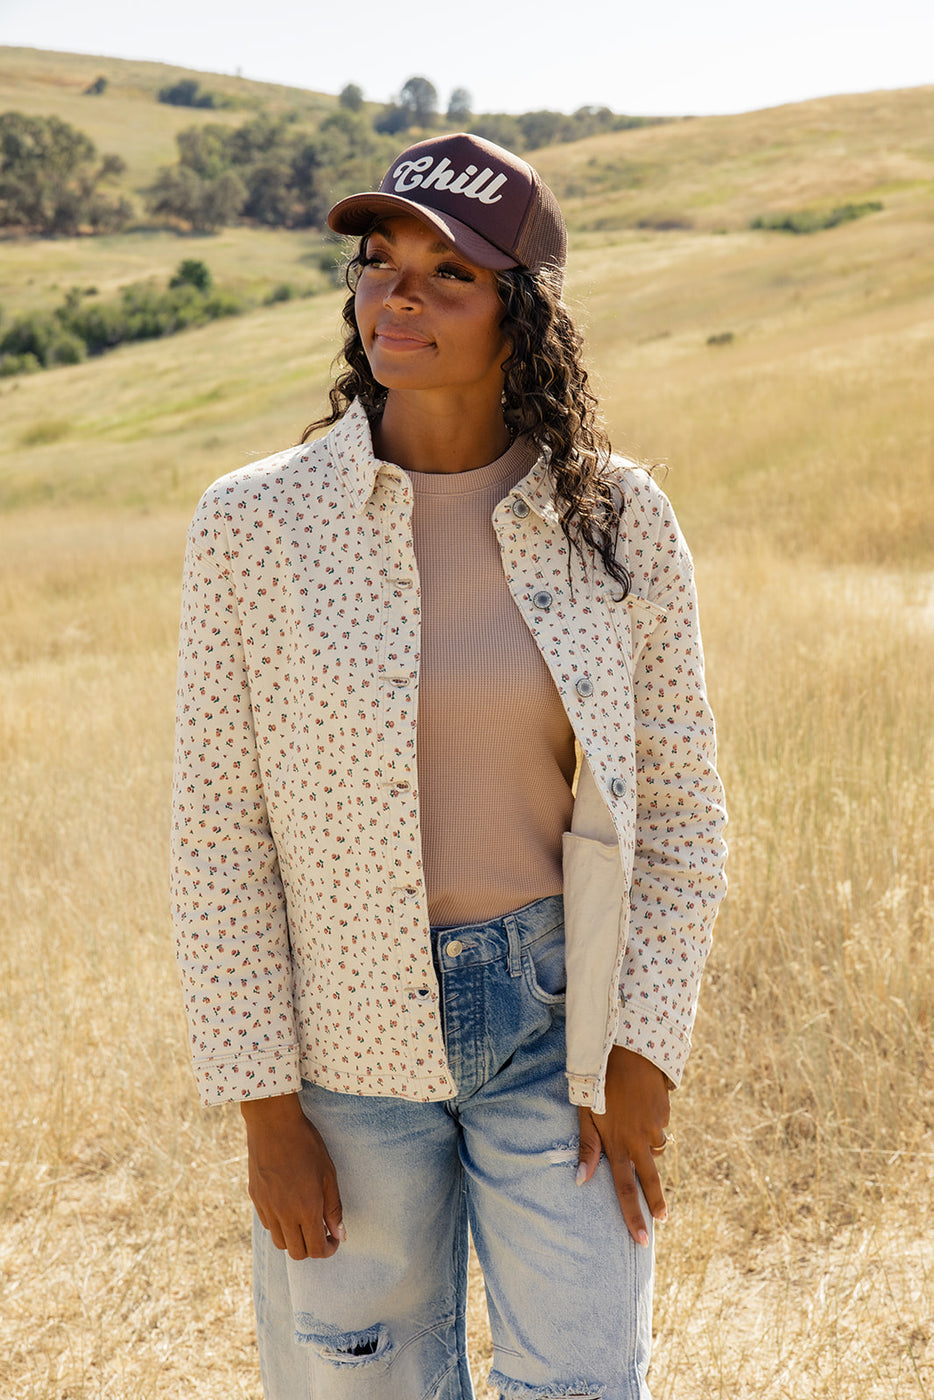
327,193,519,271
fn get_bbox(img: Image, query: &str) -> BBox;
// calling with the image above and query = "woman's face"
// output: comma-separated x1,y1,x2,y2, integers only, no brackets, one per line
353,215,509,402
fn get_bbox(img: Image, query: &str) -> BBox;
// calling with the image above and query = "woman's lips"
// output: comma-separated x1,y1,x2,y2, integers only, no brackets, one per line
374,327,433,351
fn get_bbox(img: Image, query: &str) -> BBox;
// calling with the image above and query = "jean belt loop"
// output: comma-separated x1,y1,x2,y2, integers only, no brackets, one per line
504,914,522,978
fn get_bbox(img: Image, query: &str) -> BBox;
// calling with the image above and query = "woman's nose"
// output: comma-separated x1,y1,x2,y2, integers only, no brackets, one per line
382,270,422,310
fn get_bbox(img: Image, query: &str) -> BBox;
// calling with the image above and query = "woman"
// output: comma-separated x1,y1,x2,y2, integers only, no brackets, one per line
172,131,727,1400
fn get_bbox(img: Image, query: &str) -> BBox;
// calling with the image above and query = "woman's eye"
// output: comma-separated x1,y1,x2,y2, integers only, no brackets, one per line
437,263,474,282
362,252,392,269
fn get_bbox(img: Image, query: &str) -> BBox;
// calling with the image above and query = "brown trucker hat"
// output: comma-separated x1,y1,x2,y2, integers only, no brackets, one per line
327,132,567,274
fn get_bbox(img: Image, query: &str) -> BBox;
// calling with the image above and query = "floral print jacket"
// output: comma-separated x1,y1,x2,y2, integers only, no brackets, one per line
171,399,727,1113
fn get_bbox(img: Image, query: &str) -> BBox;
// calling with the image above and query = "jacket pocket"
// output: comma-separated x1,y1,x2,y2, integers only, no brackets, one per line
562,831,628,1078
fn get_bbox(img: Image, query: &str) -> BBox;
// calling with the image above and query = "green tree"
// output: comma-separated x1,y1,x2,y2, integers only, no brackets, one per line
146,164,246,232
0,112,131,234
242,160,294,224
374,104,411,136
517,110,572,150
398,76,438,128
446,88,472,125
198,170,247,231
339,83,364,112
572,105,615,138
148,124,249,231
293,113,396,226
176,123,233,179
228,113,293,166
471,113,526,152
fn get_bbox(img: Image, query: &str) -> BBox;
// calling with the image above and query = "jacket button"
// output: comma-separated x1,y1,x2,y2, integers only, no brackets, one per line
532,590,553,610
446,940,464,958
389,675,409,687
611,777,627,798
575,677,594,698
512,498,530,519
392,780,411,793
391,577,414,589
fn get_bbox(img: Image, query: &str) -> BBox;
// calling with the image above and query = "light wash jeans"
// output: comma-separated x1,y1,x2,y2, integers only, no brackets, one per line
252,895,654,1399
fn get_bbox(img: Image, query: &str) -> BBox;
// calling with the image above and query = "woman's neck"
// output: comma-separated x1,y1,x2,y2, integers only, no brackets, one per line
373,391,511,474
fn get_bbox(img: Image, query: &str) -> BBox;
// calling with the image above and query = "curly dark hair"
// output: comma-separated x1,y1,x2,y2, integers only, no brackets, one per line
302,243,631,593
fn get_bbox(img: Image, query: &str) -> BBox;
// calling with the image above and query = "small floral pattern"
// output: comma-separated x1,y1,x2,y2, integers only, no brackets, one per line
172,399,727,1107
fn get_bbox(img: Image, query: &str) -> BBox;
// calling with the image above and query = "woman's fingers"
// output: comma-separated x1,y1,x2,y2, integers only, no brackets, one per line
576,1107,603,1185
322,1176,347,1249
630,1143,667,1226
606,1152,651,1247
581,1046,672,1245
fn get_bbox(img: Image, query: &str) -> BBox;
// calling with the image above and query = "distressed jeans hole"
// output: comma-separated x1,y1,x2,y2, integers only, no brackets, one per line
295,1319,392,1367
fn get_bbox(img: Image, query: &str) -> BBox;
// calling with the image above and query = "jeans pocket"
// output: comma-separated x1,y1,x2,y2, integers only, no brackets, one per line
522,923,567,1005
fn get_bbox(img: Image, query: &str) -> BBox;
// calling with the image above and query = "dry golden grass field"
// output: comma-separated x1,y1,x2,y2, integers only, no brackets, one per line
1,49,933,1399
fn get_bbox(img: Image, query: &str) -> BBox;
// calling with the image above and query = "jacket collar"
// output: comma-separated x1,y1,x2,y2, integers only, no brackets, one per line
328,398,561,525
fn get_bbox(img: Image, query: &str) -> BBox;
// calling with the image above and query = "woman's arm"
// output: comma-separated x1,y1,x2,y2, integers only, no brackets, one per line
579,476,727,1243
171,494,301,1105
617,477,727,1087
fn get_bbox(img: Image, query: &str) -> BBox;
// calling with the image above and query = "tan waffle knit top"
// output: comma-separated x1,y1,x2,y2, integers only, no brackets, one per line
406,439,577,928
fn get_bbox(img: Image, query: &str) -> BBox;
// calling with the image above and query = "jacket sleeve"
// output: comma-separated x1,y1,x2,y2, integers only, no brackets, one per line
171,492,301,1106
614,478,728,1085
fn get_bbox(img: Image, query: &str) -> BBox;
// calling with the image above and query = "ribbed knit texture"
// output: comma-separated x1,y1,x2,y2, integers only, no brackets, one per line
406,439,576,927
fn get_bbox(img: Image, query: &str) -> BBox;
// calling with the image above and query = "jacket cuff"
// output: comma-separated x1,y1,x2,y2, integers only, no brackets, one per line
191,1048,303,1107
614,1002,690,1088
566,1071,605,1114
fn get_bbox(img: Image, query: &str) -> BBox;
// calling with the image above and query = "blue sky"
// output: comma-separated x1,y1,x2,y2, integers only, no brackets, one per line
2,0,932,116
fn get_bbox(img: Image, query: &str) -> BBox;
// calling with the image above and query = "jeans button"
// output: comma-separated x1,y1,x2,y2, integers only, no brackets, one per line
446,940,464,958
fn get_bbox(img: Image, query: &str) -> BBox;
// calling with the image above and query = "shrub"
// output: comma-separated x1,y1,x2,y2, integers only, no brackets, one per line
46,330,86,366
0,311,85,367
170,259,213,293
158,79,220,109
0,263,246,377
266,283,295,303
751,201,883,234
0,351,41,377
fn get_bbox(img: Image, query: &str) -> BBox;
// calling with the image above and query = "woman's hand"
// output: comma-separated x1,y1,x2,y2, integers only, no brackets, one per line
576,1045,671,1247
240,1093,345,1260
